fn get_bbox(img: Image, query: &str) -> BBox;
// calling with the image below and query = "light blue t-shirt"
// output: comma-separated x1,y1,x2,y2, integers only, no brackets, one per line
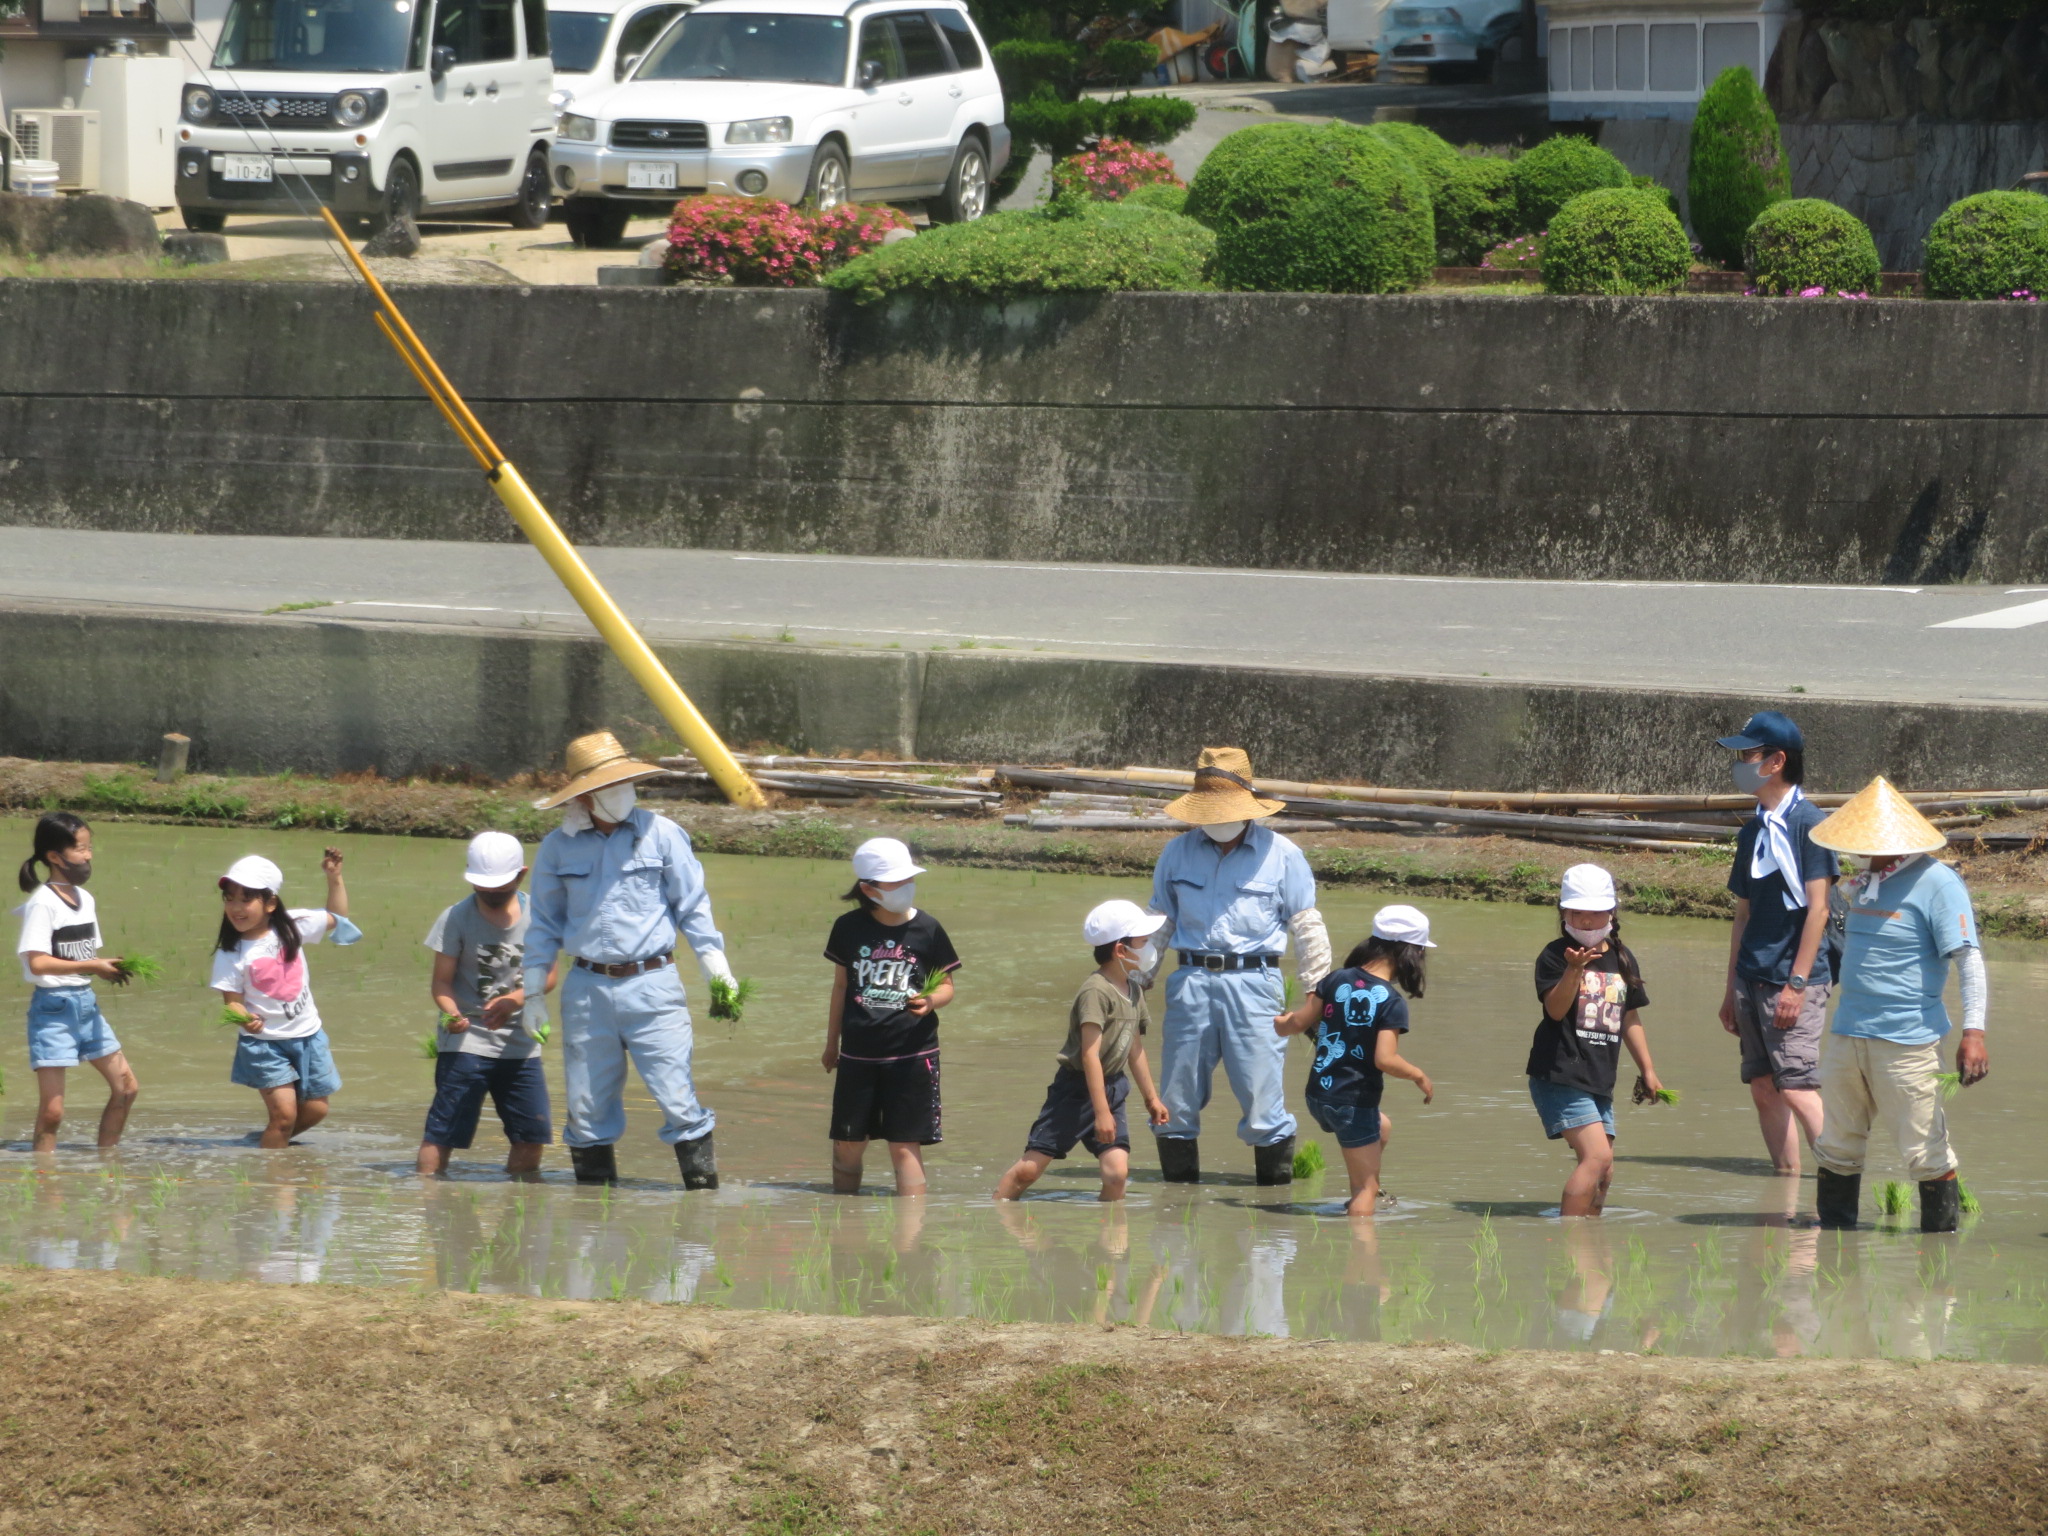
1830,857,1978,1046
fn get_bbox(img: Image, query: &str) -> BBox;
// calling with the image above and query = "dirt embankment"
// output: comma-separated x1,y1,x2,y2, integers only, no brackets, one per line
8,756,2048,939
0,1268,2041,1535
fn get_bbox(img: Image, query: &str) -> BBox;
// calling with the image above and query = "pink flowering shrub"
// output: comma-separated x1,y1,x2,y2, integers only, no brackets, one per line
1049,138,1182,204
1480,232,1544,272
664,196,911,287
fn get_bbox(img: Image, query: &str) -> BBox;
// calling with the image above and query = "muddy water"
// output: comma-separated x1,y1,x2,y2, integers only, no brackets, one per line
5,817,2046,1361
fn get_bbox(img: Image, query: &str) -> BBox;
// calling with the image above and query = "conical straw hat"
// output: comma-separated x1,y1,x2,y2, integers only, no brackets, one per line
1162,747,1288,826
1808,776,1947,857
532,731,667,810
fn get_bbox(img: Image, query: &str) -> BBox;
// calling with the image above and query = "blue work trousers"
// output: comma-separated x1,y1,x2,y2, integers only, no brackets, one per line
560,963,714,1148
1157,966,1296,1147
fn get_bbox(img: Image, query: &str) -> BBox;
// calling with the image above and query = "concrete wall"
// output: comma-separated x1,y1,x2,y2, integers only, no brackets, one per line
7,601,2047,792
9,282,2048,583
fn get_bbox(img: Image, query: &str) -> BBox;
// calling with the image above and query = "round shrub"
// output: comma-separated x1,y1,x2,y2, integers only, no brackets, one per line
1924,191,2048,300
821,200,1213,303
1631,173,1681,223
1540,187,1692,295
1743,198,1879,296
1688,65,1789,267
664,196,910,287
1124,181,1189,216
1506,135,1630,232
1367,121,1462,188
1184,121,1434,294
1435,156,1519,265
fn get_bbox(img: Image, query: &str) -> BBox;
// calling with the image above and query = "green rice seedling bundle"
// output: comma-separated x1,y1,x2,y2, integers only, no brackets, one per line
1292,1140,1326,1180
708,976,757,1022
112,954,164,984
1958,1179,1982,1216
913,969,949,1000
215,1005,250,1030
1876,1179,1912,1217
1934,1071,1962,1101
418,1035,441,1061
1633,1076,1680,1106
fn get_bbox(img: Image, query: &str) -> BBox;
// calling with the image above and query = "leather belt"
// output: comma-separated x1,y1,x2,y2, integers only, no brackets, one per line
1178,951,1280,972
574,954,672,978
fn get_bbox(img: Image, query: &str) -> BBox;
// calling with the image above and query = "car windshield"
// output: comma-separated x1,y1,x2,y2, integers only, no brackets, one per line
637,12,848,84
213,0,417,71
549,7,610,69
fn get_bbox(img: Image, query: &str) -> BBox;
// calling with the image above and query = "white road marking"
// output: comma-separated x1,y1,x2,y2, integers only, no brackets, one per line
1930,599,2048,630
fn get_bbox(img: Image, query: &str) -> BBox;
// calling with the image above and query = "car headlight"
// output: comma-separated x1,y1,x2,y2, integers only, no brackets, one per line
334,89,386,126
182,86,215,123
725,116,792,144
558,113,599,142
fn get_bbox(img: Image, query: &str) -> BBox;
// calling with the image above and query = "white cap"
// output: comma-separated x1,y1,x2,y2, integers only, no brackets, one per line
1559,862,1618,912
1371,903,1437,948
464,831,526,888
1082,898,1169,948
851,836,924,885
220,855,284,894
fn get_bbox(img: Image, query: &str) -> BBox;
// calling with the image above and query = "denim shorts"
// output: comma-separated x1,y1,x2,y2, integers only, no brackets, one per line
1528,1075,1615,1140
26,987,121,1070
424,1053,553,1149
231,1029,343,1099
1307,1093,1384,1148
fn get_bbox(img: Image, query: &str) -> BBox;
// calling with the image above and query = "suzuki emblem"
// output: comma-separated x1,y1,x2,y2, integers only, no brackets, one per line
262,97,281,116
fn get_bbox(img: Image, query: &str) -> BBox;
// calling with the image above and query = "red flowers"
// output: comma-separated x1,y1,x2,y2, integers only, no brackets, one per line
664,195,912,287
1049,138,1182,204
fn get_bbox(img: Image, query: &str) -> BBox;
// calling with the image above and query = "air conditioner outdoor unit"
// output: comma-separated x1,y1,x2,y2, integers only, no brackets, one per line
9,110,103,192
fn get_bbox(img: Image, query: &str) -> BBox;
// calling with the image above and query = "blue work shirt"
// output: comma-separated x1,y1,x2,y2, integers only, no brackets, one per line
1832,857,1977,1046
1150,820,1316,955
525,807,725,972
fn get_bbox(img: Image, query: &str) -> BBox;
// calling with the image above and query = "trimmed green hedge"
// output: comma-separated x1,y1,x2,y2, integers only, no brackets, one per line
1507,135,1631,232
1688,66,1789,267
1124,181,1189,215
1184,122,1434,294
821,200,1214,302
1924,191,2048,299
1540,187,1692,295
1436,156,1520,265
1743,198,1879,295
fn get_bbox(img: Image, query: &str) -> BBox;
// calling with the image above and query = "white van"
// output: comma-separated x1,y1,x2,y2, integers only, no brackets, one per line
548,0,697,114
174,0,557,233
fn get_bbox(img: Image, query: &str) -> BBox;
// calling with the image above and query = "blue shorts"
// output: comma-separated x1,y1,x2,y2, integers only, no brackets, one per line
231,1030,343,1099
424,1053,553,1149
1024,1067,1129,1158
26,988,121,1070
1528,1076,1615,1140
1307,1093,1383,1148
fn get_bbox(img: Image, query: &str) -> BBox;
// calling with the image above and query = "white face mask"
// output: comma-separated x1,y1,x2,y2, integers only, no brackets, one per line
1565,920,1613,947
589,782,638,823
872,880,916,914
1202,820,1248,843
1132,936,1163,982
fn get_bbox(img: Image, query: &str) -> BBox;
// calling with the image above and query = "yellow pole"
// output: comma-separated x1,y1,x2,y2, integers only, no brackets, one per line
322,209,767,809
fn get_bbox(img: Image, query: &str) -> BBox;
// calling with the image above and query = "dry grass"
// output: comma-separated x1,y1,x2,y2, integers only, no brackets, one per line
0,1268,2043,1535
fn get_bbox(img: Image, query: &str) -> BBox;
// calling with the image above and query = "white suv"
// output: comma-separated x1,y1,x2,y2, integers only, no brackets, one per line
552,0,1006,247
547,0,698,115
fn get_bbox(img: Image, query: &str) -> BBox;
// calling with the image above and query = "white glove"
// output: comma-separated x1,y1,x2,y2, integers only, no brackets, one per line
520,965,551,1042
1290,908,1333,992
698,947,736,988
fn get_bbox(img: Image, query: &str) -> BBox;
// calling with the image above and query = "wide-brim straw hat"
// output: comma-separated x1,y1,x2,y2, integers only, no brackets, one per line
1809,775,1948,857
532,731,668,810
1162,746,1287,826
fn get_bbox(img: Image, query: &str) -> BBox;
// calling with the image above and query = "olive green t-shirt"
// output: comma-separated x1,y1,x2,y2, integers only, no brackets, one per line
1057,971,1148,1078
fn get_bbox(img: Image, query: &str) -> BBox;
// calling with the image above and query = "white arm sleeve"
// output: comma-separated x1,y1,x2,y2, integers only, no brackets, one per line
1289,909,1332,991
1956,945,1987,1033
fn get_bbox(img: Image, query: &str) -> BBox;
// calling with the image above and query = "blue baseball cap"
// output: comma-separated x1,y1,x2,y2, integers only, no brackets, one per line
1716,710,1803,754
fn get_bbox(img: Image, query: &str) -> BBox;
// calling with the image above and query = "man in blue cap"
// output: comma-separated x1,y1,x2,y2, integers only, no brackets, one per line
1715,711,1837,1175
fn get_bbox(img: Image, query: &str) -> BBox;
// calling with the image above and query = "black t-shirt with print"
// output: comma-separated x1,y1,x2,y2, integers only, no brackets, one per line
1306,965,1410,1106
824,907,961,1060
1526,939,1650,1097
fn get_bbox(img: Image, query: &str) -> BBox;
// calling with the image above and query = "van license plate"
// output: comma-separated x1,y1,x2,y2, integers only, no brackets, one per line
223,155,273,183
626,161,677,190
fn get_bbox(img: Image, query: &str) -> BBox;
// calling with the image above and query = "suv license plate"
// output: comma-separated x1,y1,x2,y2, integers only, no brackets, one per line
223,154,274,183
626,161,677,190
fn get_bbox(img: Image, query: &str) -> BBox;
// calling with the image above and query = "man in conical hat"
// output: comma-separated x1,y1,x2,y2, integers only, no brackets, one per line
519,731,740,1189
1146,747,1331,1186
1808,776,1988,1234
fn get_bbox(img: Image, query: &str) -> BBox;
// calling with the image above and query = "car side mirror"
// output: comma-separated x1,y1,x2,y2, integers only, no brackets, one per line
857,57,884,88
430,44,457,82
615,50,640,79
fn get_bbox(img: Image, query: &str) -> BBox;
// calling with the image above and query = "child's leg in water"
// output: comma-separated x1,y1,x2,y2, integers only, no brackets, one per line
1095,1145,1130,1201
86,1051,138,1149
994,1150,1053,1200
832,1138,867,1193
887,1141,926,1196
1559,1122,1614,1216
258,1085,329,1148
1340,1114,1392,1217
32,1067,67,1154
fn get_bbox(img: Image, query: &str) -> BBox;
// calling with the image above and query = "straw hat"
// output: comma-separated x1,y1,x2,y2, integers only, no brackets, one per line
532,731,667,810
1808,776,1947,857
1161,747,1287,826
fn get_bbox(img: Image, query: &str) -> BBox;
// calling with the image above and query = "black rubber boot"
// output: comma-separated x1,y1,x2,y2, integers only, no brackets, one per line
1815,1167,1860,1229
1254,1135,1297,1186
675,1133,718,1191
1157,1137,1200,1184
570,1143,618,1186
1919,1176,1962,1233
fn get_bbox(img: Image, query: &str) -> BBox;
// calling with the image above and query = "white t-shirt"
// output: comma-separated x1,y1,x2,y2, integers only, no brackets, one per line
209,909,334,1040
16,884,99,989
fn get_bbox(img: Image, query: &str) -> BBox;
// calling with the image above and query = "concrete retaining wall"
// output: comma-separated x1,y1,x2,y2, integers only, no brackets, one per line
7,281,2048,584
7,602,2046,792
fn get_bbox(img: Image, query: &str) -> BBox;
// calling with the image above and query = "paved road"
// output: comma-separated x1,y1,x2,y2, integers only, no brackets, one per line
7,529,2046,709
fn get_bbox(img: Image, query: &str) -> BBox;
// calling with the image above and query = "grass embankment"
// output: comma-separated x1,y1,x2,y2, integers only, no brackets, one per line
0,1268,2041,1535
7,756,2048,939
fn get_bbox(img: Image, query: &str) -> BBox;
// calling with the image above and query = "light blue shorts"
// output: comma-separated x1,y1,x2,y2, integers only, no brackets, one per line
1528,1076,1615,1141
231,1030,343,1099
26,988,121,1070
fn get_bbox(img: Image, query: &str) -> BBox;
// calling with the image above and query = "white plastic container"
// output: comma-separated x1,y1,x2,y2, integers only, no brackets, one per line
12,159,62,197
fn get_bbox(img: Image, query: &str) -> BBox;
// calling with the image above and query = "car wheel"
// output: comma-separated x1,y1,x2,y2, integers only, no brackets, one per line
928,136,988,224
803,142,849,212
506,150,553,229
564,200,632,248
182,208,226,233
369,156,420,235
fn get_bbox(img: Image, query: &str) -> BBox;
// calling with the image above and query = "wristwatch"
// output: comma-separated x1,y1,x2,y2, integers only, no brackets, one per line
1787,974,1809,991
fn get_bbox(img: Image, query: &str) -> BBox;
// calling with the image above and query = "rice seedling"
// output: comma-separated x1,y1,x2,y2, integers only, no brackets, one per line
708,976,756,1023
1634,1076,1680,1105
215,1005,250,1030
1876,1180,1912,1217
1958,1179,1982,1216
912,968,950,1001
1653,1087,1681,1105
417,1036,440,1061
1934,1072,1962,1101
1292,1140,1326,1180
112,953,164,984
